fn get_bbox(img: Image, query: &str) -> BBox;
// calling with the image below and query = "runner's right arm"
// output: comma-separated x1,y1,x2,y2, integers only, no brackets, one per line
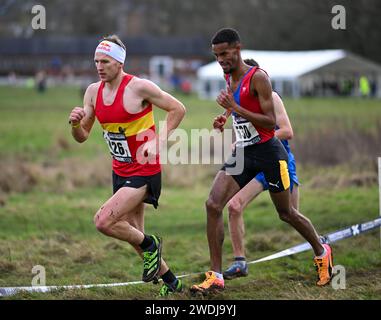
69,83,97,143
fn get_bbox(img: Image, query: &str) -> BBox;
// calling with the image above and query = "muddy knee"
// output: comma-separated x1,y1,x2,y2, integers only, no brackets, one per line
94,207,115,235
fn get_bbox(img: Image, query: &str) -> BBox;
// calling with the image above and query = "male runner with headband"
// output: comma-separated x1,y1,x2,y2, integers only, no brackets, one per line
191,28,333,295
68,35,186,296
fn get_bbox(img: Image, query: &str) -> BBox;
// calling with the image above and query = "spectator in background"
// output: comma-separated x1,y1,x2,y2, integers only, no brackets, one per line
7,71,17,86
50,56,63,76
35,70,47,93
370,77,377,98
359,75,370,98
170,73,181,91
180,79,192,95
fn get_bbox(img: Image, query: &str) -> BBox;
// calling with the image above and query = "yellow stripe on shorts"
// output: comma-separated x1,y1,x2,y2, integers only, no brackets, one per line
279,160,290,190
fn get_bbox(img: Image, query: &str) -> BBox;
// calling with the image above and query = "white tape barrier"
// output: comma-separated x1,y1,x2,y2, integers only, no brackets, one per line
0,280,145,298
1,217,380,298
249,217,381,265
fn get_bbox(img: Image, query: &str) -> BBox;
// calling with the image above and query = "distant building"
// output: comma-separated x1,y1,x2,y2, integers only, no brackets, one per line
197,50,381,98
0,36,209,88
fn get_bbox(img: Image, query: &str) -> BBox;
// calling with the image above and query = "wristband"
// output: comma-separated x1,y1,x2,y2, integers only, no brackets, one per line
70,121,81,128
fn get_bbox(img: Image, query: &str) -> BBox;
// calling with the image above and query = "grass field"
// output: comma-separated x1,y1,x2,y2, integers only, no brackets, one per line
0,86,381,300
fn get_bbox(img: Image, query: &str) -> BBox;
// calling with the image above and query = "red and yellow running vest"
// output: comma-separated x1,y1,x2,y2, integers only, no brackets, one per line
95,74,161,177
225,66,274,147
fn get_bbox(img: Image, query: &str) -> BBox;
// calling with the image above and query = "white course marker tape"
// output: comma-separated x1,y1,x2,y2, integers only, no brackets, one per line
249,217,381,265
0,273,201,298
1,217,380,297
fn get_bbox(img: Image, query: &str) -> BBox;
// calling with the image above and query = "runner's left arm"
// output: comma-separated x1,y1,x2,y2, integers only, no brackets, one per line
136,79,186,148
216,70,276,130
272,92,293,140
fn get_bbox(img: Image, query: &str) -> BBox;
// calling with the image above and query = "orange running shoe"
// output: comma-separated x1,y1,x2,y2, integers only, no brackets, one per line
190,271,225,295
313,244,334,286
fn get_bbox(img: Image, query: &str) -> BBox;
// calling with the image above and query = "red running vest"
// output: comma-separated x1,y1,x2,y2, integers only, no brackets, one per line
226,66,274,147
95,74,161,177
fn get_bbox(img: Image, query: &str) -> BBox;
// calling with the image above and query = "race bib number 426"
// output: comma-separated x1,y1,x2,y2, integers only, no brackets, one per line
103,131,133,163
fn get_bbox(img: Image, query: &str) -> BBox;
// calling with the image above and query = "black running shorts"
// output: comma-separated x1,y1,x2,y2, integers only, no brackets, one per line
112,172,162,209
222,137,290,193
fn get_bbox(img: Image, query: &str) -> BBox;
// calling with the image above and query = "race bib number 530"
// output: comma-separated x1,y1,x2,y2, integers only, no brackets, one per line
103,131,132,163
233,120,261,147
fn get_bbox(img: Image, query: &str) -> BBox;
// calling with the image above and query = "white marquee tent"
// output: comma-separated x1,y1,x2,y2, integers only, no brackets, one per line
197,49,381,99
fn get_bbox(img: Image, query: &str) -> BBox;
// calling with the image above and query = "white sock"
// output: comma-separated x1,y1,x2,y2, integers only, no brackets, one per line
214,272,224,280
316,246,327,259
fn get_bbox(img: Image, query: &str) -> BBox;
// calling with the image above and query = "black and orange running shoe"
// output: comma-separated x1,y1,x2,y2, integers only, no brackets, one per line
313,243,334,286
190,271,224,296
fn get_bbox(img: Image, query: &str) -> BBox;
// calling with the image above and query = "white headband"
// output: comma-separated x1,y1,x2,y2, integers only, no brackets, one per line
95,40,126,64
